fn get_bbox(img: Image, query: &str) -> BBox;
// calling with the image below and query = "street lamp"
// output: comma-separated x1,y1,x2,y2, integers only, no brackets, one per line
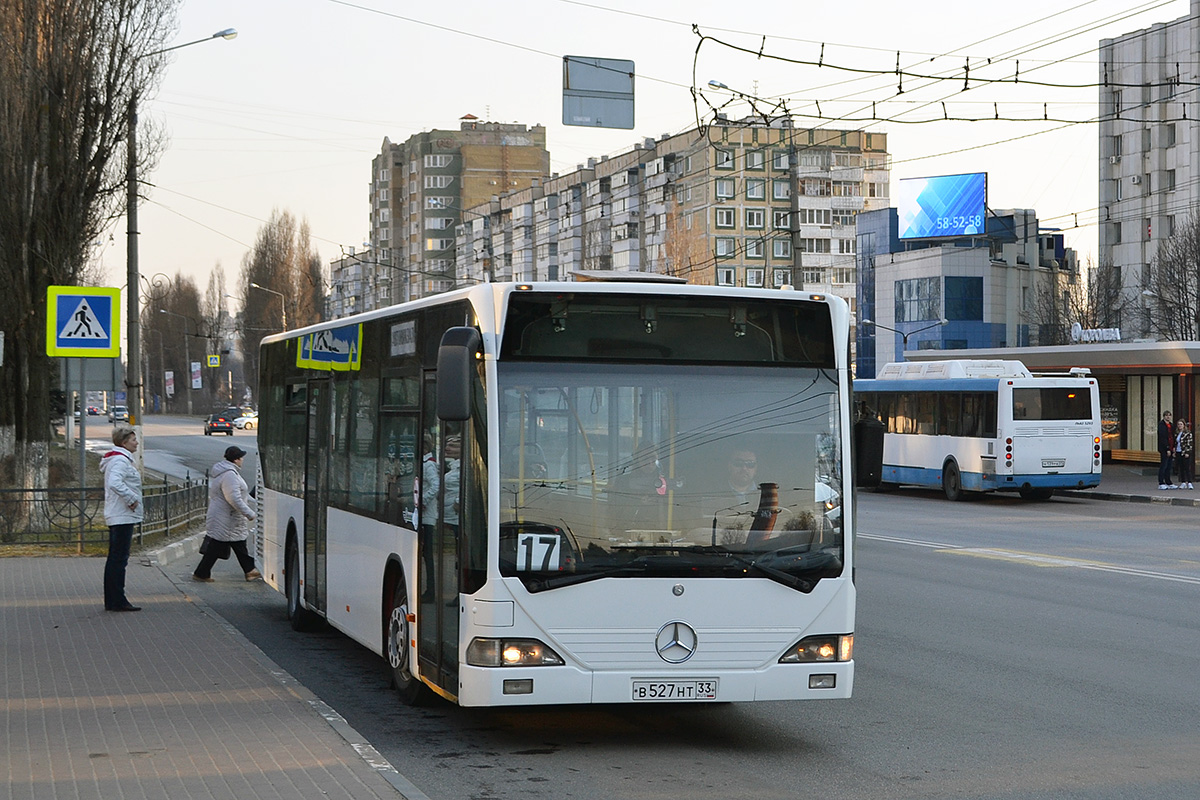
250,282,287,331
126,28,235,457
861,318,949,360
159,309,195,416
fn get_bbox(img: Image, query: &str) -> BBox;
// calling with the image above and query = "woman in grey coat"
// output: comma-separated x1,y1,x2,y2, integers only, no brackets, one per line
192,446,261,582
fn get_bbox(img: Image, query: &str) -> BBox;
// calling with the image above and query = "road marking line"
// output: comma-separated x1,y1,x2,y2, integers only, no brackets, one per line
861,534,1200,586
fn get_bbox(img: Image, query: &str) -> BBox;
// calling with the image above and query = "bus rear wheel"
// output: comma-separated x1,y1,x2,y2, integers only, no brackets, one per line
1019,487,1054,501
386,582,431,706
943,461,964,502
286,542,321,632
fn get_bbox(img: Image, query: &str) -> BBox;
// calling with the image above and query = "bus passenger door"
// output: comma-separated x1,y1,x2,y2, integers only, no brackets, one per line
303,377,330,616
418,375,460,697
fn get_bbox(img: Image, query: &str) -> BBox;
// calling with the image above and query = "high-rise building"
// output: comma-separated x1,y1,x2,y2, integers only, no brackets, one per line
455,118,890,310
1099,4,1199,336
365,118,549,307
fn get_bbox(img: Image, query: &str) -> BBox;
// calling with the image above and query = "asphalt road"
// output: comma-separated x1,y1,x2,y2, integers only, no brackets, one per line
163,485,1200,800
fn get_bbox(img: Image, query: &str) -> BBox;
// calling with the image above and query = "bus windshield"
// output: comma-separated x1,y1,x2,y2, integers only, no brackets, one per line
497,362,843,592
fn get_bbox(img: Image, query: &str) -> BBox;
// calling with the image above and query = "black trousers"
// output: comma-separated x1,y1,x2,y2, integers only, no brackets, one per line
104,523,135,609
194,539,256,578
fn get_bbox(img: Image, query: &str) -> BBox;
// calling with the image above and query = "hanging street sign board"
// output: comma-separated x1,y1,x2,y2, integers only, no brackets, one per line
46,286,121,358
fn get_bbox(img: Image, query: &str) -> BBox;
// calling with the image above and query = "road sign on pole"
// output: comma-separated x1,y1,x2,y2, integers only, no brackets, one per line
46,286,121,358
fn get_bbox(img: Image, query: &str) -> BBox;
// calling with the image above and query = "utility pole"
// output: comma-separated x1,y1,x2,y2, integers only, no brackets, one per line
788,116,804,291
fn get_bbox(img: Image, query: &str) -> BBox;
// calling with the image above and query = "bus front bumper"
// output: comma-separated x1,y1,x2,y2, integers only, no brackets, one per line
455,661,854,707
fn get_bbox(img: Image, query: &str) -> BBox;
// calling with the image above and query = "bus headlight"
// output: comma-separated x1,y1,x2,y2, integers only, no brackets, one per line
466,637,565,667
779,634,853,663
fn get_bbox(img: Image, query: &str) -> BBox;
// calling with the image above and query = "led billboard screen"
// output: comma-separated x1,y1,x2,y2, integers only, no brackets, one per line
897,172,986,239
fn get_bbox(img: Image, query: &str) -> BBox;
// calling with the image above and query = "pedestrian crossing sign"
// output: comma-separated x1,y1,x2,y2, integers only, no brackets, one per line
46,286,121,358
207,354,220,367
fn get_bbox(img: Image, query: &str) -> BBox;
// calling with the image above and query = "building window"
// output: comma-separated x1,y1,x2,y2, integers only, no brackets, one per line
427,217,454,230
425,238,454,252
745,150,765,170
715,207,735,228
717,268,735,286
426,196,453,209
715,178,735,199
773,209,791,230
802,179,830,196
715,237,735,258
833,209,856,226
797,238,831,253
746,240,765,259
746,179,766,200
746,268,765,286
424,175,454,189
895,277,941,323
797,208,831,226
715,149,734,169
838,239,855,254
773,238,792,259
1166,169,1176,190
832,181,859,197
424,154,453,168
772,180,790,200
773,150,789,170
773,269,791,287
745,208,765,229
944,276,983,321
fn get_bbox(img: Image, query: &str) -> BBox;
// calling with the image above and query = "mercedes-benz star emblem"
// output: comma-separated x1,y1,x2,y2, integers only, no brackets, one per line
655,621,698,663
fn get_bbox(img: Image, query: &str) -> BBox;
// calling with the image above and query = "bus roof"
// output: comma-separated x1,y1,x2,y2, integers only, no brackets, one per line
875,360,1033,380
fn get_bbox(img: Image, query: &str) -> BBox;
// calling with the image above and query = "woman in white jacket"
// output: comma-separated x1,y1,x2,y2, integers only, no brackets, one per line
192,446,261,582
101,426,144,611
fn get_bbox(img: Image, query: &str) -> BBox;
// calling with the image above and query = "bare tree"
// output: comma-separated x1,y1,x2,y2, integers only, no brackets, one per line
1145,210,1200,341
0,0,178,488
1029,257,1130,345
237,210,323,398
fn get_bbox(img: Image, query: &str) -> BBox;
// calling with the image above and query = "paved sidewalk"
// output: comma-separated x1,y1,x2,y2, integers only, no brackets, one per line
0,553,422,800
1061,462,1200,506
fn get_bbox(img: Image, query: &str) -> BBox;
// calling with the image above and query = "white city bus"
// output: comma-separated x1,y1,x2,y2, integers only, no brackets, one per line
855,359,1102,501
255,281,876,706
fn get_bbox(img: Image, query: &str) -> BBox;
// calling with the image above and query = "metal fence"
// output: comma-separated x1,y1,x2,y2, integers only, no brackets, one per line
0,477,208,551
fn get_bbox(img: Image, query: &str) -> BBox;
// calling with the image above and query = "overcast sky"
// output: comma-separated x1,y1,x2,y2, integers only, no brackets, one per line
101,0,1189,305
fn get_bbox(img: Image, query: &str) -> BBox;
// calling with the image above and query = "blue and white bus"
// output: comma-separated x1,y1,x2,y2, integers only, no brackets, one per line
855,359,1101,501
255,280,880,706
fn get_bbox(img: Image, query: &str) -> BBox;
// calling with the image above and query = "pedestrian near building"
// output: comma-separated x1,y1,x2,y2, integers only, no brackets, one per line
1158,410,1176,490
192,446,261,582
1177,419,1194,490
101,425,143,611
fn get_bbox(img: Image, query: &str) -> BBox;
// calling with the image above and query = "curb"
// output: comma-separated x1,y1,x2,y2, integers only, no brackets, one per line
1059,489,1200,507
145,537,430,800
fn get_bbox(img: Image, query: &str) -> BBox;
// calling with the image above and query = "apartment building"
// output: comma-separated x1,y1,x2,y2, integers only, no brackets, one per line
455,118,890,308
1099,2,1200,336
360,118,549,308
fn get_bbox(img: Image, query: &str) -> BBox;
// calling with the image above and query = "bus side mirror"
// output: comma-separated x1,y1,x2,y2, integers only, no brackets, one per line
437,327,482,421
854,417,884,488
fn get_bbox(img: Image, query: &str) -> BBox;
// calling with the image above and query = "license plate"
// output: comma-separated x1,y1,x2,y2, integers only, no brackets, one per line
1042,458,1066,468
632,679,718,701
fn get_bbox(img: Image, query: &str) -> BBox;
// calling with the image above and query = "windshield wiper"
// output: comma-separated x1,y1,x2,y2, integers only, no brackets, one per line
524,561,649,592
689,547,815,592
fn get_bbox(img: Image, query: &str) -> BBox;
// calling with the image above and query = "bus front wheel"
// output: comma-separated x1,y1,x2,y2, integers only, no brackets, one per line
387,582,431,706
943,461,964,502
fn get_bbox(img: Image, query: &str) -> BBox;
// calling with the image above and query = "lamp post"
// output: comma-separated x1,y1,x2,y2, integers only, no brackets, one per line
126,28,235,459
861,318,949,361
159,309,194,415
249,282,287,331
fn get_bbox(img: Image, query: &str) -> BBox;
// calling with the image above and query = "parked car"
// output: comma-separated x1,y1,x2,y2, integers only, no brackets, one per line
233,411,258,430
108,405,129,423
204,413,234,436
